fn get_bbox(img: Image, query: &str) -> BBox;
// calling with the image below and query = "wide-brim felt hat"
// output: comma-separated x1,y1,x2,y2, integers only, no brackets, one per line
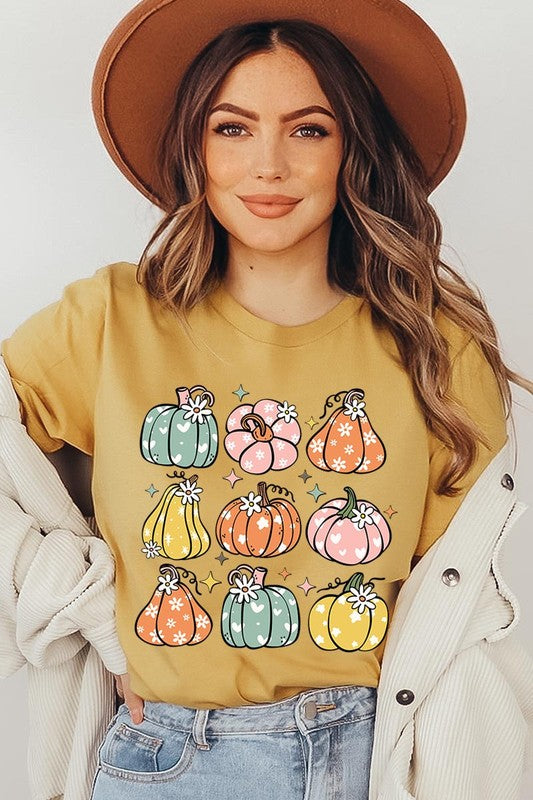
91,0,467,211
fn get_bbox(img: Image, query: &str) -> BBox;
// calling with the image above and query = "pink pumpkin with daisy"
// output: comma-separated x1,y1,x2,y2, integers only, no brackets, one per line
224,398,301,474
306,486,391,565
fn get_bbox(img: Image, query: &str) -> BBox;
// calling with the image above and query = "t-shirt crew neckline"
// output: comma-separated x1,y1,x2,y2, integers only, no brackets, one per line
206,282,364,347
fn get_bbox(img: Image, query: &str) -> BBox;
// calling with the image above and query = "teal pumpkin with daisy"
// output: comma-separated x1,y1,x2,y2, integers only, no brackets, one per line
221,565,300,648
140,384,219,467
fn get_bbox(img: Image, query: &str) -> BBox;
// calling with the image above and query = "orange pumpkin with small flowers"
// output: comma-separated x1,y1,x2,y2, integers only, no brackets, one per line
135,564,212,646
307,388,386,473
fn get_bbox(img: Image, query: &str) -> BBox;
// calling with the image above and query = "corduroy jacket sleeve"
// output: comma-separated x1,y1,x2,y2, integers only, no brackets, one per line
369,436,533,800
0,353,127,677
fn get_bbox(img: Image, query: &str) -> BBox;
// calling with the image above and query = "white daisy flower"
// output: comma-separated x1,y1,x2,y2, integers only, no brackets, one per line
229,574,261,603
181,396,212,423
239,491,262,517
277,400,298,422
350,503,376,528
343,398,366,420
158,574,181,595
176,478,203,504
141,539,162,558
347,583,377,613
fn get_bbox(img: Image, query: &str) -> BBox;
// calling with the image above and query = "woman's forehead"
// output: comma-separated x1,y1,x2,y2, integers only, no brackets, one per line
212,48,330,108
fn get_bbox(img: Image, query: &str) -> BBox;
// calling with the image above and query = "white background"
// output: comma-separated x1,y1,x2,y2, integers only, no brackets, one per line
0,1,531,796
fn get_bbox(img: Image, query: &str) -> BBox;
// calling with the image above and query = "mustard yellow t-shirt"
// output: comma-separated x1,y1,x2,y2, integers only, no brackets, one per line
0,261,508,708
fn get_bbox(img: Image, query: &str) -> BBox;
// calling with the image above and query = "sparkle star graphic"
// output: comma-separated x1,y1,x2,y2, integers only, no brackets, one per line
216,551,229,565
308,483,326,503
384,505,398,518
297,577,316,595
199,571,222,593
298,469,312,483
223,469,242,488
279,567,292,580
233,384,249,401
145,483,158,497
305,416,320,430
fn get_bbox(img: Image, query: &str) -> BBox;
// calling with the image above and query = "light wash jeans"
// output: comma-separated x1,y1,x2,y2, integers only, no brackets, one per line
90,683,377,800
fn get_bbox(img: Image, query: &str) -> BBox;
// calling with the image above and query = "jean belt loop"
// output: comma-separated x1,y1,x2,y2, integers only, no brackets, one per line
191,708,211,750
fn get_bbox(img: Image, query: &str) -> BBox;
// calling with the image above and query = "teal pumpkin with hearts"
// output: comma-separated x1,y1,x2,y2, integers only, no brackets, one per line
221,564,300,648
140,384,218,467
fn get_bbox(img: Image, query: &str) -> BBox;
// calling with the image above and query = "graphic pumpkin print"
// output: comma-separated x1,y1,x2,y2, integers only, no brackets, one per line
141,472,210,560
306,485,391,565
140,384,218,467
308,572,388,651
224,398,301,473
216,481,301,557
307,388,386,473
133,380,394,656
221,564,300,648
135,564,212,646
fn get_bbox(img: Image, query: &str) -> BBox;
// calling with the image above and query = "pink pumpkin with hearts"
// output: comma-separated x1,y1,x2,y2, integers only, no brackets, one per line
224,398,301,474
306,486,391,565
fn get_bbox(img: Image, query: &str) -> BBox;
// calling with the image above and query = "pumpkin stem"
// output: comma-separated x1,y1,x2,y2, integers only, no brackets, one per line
175,386,191,406
343,571,364,592
344,388,365,407
339,485,358,518
241,413,265,434
228,564,254,586
252,567,267,587
241,413,273,441
159,563,180,582
189,385,214,407
257,481,269,506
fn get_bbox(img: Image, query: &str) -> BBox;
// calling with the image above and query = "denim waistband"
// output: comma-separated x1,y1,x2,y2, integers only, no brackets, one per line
134,684,377,750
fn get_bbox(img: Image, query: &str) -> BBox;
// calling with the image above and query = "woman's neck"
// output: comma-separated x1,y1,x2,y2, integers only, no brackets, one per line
222,229,348,326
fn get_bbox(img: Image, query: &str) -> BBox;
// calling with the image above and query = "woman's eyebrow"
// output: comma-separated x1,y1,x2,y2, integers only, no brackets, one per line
209,102,336,122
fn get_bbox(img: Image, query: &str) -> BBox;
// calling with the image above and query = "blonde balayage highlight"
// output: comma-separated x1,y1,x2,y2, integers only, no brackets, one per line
135,18,532,497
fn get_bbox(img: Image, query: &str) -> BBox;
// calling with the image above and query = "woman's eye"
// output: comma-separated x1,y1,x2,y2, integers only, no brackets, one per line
212,122,329,139
295,124,329,138
213,122,246,137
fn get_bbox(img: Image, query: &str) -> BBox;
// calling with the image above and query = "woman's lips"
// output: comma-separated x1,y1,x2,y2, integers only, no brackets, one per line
240,198,301,218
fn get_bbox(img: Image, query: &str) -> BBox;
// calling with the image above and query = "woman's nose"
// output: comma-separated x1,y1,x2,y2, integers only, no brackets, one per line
250,135,290,181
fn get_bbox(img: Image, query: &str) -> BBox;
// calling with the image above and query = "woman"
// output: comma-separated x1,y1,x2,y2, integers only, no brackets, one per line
1,1,531,798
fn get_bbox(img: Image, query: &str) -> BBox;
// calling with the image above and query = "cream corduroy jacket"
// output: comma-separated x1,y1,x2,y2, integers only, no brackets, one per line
1,351,533,800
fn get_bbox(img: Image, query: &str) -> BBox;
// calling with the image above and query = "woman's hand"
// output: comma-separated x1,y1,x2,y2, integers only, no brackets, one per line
113,672,145,723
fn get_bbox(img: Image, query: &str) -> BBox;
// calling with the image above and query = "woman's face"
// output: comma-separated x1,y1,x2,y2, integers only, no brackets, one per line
203,45,343,255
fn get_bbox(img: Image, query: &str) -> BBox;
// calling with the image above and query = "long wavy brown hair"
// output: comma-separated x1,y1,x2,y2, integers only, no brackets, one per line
135,17,531,497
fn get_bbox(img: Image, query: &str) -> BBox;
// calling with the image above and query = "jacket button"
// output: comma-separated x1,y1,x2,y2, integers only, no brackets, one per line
442,568,460,586
396,689,415,705
501,473,514,490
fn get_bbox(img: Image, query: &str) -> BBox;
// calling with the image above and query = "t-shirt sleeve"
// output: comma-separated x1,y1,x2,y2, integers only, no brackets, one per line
0,266,109,456
414,333,509,558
